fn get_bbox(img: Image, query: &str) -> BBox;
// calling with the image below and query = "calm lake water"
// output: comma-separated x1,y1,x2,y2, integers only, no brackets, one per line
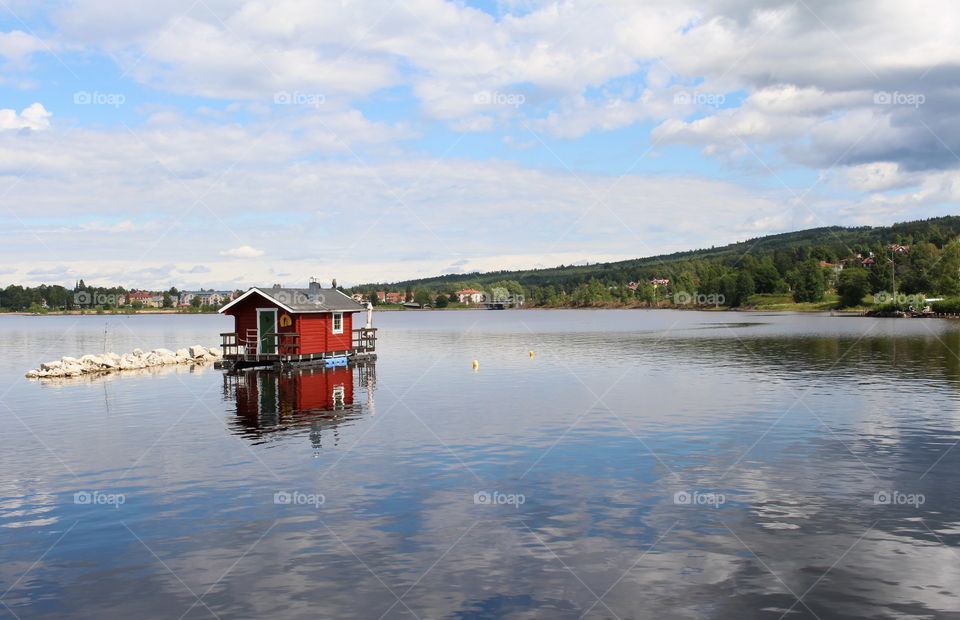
2,310,960,619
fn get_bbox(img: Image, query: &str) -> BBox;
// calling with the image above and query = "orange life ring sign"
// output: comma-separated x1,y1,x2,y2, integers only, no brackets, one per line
279,313,292,328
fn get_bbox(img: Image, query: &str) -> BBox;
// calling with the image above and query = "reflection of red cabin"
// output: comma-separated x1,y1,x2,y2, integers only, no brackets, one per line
234,366,355,426
218,281,375,367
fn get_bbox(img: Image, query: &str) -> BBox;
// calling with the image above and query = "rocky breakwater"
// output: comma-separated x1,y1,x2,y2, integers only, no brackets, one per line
26,345,223,378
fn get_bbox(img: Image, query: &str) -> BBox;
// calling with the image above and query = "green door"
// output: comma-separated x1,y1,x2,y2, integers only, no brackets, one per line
258,309,276,354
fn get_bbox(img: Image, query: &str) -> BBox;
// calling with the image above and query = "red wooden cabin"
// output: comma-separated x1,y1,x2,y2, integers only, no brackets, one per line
218,281,376,368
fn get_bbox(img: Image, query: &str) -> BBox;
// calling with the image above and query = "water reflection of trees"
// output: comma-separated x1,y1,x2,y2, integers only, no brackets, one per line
479,324,960,386
223,362,376,449
663,330,960,384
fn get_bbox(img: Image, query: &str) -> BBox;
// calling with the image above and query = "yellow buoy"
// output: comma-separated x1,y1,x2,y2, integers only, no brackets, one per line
472,360,479,370
529,351,534,358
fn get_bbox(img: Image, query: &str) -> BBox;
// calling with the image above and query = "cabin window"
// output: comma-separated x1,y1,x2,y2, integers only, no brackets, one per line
332,312,343,334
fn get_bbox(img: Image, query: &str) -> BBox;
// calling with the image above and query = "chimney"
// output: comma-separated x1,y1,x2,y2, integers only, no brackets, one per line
308,277,321,301
332,278,338,289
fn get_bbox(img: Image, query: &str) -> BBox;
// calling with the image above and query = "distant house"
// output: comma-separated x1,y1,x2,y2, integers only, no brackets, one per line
626,281,640,291
127,291,155,307
842,253,877,269
373,291,404,303
650,278,670,287
180,291,236,307
456,288,485,304
889,244,910,254
818,261,842,273
351,293,367,302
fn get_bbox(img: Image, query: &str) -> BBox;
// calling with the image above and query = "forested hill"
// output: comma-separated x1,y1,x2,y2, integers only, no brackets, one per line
371,216,960,292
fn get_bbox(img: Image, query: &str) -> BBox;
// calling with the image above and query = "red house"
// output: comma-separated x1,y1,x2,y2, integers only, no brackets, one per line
217,281,376,368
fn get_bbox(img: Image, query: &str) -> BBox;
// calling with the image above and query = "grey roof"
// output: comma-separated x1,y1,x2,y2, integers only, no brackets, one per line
222,286,366,313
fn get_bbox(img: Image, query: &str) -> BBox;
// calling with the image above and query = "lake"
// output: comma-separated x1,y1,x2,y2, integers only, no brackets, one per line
2,310,960,619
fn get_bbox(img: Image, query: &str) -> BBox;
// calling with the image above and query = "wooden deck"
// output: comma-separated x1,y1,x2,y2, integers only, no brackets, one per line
218,327,377,369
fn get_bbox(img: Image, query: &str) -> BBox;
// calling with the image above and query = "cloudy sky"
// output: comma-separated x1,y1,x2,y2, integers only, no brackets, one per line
0,0,957,289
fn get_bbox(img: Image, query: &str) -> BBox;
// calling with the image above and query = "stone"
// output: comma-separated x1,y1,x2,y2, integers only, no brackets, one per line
62,363,83,376
80,355,104,370
28,342,226,378
119,354,142,370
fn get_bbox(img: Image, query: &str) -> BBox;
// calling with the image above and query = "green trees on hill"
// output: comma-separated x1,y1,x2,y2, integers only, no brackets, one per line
788,261,827,303
837,268,871,307
352,218,960,309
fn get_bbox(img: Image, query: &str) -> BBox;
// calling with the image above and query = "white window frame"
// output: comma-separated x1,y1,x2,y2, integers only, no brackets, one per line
332,312,343,334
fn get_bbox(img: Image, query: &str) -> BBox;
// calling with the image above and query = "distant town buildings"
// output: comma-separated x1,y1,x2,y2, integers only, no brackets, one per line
178,291,236,307
126,291,156,307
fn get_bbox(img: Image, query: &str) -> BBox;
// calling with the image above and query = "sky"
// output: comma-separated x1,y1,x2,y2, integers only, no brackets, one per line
0,0,958,290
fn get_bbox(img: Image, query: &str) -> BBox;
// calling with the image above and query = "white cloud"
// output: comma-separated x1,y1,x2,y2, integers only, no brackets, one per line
0,109,844,288
0,30,46,63
0,103,51,131
1,0,957,288
40,0,960,175
220,245,264,258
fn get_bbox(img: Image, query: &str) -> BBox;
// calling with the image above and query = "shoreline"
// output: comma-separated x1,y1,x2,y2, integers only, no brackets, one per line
2,306,865,316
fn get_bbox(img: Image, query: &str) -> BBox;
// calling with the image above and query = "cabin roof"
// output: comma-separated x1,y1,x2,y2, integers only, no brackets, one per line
218,286,366,314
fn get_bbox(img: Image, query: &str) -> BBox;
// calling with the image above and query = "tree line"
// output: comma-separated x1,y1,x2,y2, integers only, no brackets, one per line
352,218,960,309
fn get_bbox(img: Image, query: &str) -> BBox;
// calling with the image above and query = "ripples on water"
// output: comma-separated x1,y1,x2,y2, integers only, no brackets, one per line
1,311,960,618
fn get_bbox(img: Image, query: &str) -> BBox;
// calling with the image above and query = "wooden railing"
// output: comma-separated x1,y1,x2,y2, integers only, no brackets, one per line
221,332,301,357
353,328,377,353
221,332,240,356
